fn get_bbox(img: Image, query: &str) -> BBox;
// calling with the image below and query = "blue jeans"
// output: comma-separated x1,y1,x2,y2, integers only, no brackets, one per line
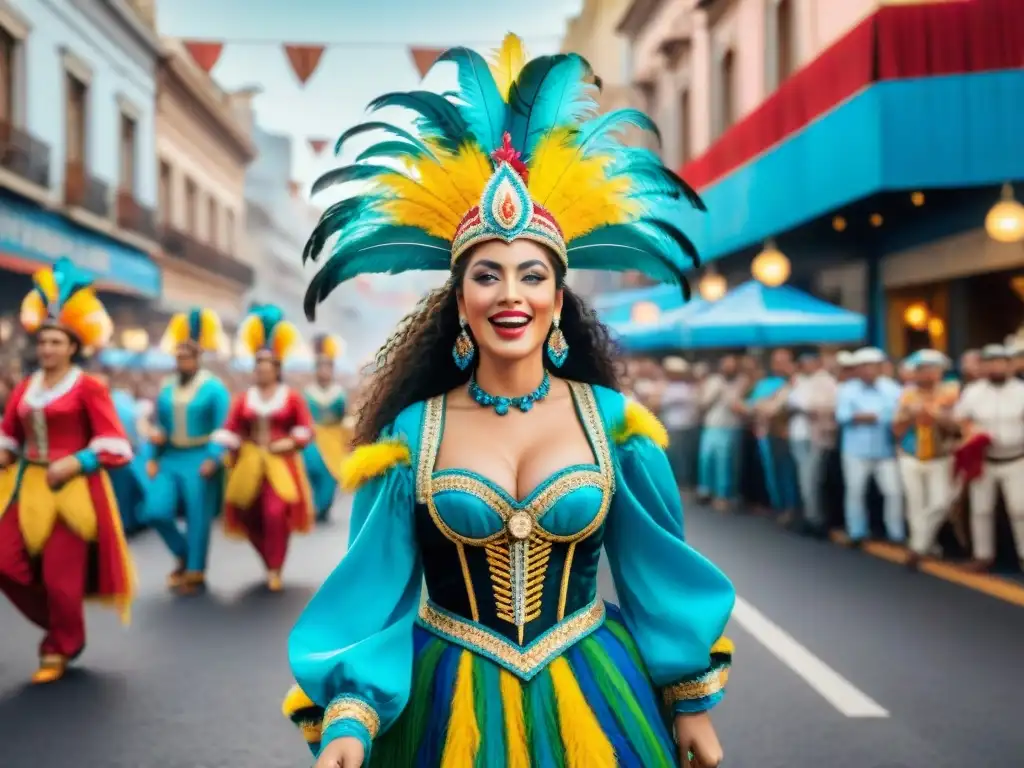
758,436,800,512
790,438,827,526
698,427,741,501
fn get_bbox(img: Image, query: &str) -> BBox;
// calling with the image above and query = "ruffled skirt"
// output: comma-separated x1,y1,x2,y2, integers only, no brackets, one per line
299,604,680,767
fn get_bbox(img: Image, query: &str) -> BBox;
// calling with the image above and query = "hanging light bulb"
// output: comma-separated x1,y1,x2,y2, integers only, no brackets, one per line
751,239,791,287
985,183,1024,244
631,300,660,325
698,270,727,302
903,302,929,331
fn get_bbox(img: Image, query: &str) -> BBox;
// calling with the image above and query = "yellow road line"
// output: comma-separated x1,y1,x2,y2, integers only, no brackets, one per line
827,530,1024,607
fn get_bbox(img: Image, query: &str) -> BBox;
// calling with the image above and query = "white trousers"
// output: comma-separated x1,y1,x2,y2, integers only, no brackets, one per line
897,455,952,555
841,455,905,542
968,457,1024,561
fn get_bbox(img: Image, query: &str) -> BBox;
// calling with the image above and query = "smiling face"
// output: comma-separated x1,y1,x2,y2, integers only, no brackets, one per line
36,327,77,372
457,239,564,367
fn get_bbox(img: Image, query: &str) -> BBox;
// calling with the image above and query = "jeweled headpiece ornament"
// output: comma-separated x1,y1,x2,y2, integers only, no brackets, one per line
301,34,705,319
161,308,224,353
238,303,301,362
20,257,113,354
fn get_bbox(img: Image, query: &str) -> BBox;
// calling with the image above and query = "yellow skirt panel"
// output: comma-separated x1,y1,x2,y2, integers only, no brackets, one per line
0,465,17,519
17,465,97,555
225,443,300,510
314,424,347,482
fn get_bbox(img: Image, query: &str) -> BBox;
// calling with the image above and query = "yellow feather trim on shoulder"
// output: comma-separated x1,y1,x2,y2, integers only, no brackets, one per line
340,439,411,492
711,636,735,657
281,684,317,717
613,399,669,449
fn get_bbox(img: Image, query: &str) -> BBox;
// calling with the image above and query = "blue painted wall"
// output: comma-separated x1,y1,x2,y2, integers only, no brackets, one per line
9,0,159,207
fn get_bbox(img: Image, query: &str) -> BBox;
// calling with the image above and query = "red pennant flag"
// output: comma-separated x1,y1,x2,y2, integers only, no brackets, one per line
308,138,329,156
284,44,325,85
183,41,224,73
409,47,445,78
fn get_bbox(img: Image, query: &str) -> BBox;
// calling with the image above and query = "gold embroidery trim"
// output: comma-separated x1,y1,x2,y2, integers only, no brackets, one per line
322,696,381,740
298,721,321,743
661,666,730,705
418,599,605,679
557,541,577,620
455,542,480,622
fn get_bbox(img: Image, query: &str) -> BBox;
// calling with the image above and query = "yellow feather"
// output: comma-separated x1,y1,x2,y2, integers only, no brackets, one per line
281,684,317,717
160,313,189,351
32,268,57,303
439,651,481,767
60,289,112,349
339,440,411,492
528,132,641,242
238,315,265,356
613,399,670,449
712,635,735,657
549,656,617,767
321,336,339,360
489,33,527,101
271,320,300,361
499,669,529,768
198,309,223,351
19,291,45,334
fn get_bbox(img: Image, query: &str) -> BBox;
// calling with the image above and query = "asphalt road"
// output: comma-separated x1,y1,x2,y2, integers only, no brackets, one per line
2,499,1022,768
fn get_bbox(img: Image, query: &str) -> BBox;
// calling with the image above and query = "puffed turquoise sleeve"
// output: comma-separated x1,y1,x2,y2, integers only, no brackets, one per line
604,399,736,715
285,437,421,760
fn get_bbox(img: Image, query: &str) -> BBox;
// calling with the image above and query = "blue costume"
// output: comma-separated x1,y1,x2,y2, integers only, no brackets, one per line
303,334,349,522
108,388,148,535
281,33,735,765
142,310,231,590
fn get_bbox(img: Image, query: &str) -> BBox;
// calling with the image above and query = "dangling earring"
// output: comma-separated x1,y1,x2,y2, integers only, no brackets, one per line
452,316,475,370
546,316,569,368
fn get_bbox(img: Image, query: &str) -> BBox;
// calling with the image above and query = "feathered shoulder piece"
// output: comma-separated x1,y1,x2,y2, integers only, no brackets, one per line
237,303,301,361
339,438,411,492
20,257,113,353
612,398,670,450
161,308,224,353
302,33,705,319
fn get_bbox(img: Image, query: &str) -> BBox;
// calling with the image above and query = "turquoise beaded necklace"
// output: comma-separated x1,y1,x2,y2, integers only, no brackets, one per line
468,371,551,415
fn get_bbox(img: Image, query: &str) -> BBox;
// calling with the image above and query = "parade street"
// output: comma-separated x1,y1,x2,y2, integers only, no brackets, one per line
2,501,1023,768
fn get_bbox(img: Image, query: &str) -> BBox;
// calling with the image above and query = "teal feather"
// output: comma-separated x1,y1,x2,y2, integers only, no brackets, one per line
566,223,690,295
304,226,450,319
334,120,433,157
577,108,661,153
311,163,398,196
434,47,507,153
510,54,599,157
247,303,285,341
354,140,428,164
49,257,94,308
304,197,376,264
504,54,564,153
367,91,470,153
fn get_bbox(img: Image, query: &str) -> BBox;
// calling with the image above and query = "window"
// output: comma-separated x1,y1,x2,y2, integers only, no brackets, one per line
716,49,736,138
679,88,691,165
65,72,87,163
184,177,197,233
225,209,235,254
776,0,794,85
119,112,136,192
158,160,171,225
0,26,14,124
207,196,219,248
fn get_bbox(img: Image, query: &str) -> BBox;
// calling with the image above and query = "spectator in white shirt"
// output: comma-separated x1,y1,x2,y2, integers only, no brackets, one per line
697,355,747,510
955,344,1024,570
659,356,702,494
788,352,838,534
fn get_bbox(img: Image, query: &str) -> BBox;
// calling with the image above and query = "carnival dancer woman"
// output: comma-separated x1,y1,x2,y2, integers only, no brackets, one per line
283,35,734,768
142,309,232,595
213,304,315,591
0,259,135,684
303,334,348,523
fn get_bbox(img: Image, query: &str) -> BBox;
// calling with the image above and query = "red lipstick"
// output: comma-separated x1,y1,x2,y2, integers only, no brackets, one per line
488,310,532,341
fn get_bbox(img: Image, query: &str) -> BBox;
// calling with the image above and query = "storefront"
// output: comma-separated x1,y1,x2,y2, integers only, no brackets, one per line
0,192,161,345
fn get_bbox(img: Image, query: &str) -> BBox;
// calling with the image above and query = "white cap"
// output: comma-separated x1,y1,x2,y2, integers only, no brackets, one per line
662,356,689,373
836,350,857,367
914,349,950,369
852,346,886,365
981,344,1010,360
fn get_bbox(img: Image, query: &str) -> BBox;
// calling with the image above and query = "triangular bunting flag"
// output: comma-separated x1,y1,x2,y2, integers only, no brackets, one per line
409,47,445,78
284,44,325,85
183,41,224,73
308,138,329,155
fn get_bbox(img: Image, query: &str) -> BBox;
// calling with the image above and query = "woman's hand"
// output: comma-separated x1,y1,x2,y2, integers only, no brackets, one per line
315,736,365,768
0,449,13,469
149,427,166,447
675,711,723,768
268,438,294,455
46,455,82,489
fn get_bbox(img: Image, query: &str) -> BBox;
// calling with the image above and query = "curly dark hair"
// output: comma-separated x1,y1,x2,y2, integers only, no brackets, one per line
353,256,623,445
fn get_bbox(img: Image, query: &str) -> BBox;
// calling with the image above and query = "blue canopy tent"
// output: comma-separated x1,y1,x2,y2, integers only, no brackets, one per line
97,347,176,372
611,298,710,353
680,281,866,348
592,283,688,326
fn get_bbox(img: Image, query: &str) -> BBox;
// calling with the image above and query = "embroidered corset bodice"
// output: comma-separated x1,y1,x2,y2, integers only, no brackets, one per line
156,371,223,448
15,369,96,462
237,386,303,446
413,383,613,649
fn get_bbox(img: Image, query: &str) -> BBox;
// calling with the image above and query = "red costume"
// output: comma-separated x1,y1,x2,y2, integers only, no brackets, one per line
0,260,134,683
215,384,316,574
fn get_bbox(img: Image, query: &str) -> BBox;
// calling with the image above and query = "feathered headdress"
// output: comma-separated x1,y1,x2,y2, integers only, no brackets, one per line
161,308,224,353
20,258,113,353
237,303,301,361
313,333,343,362
302,33,704,319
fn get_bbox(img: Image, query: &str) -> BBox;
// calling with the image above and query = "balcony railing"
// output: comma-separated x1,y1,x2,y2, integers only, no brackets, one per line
116,190,158,241
64,161,110,218
160,227,255,287
0,121,51,188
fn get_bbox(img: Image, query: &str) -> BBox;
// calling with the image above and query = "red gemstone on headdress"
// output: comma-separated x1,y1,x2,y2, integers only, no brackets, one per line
500,192,516,221
491,132,529,183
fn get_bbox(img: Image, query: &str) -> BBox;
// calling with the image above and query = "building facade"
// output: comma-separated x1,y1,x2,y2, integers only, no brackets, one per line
155,39,256,329
603,0,1024,357
0,0,161,340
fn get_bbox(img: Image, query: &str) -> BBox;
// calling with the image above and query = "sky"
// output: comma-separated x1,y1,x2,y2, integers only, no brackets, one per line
157,0,582,193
